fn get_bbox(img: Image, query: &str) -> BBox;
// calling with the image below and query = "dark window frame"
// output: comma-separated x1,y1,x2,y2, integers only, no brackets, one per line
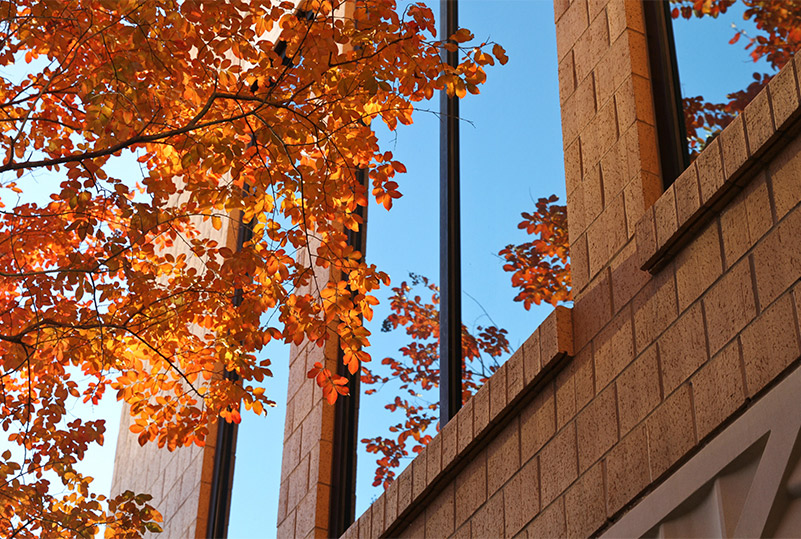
643,0,691,188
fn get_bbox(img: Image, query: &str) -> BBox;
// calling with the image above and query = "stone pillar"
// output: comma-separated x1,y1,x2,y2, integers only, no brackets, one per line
275,253,340,539
557,0,662,298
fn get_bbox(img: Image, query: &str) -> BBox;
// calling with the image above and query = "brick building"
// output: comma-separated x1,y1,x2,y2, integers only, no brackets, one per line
112,0,801,536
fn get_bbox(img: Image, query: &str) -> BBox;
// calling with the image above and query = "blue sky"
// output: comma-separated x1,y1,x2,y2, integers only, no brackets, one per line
0,1,776,537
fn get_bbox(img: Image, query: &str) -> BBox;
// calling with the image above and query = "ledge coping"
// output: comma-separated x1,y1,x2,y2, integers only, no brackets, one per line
635,53,801,273
341,306,574,539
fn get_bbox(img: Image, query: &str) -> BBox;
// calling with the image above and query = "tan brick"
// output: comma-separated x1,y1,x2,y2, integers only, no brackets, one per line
426,433,442,480
283,397,295,441
441,414,458,466
720,188,752,269
627,121,662,179
277,480,289,524
457,397,474,455
556,0,590,60
607,0,646,41
576,384,618,472
564,464,606,538
659,302,708,395
606,423,650,515
426,484,454,539
300,411,323,459
616,74,655,134
572,233,591,293
554,0,569,22
281,429,301,482
595,30,632,106
472,491,505,538
412,453,426,500
615,75,636,135
704,258,757,355
719,113,749,181
568,185,589,246
606,191,630,258
588,0,606,20
487,419,521,495
626,170,663,237
601,137,630,201
753,207,801,308
522,329,542,386
521,382,557,462
277,507,297,539
587,209,610,277
541,305,575,362
584,165,605,225
473,382,490,435
525,497,566,538
541,424,579,506
646,384,695,479
292,379,315,431
454,453,486,527
616,344,661,436
654,184,678,248
574,344,596,410
611,242,647,314
691,340,745,440
372,494,385,536
452,522,470,539
674,162,701,225
397,515,424,539
574,269,613,351
558,50,577,105
770,59,800,129
356,501,372,539
743,171,773,242
742,293,800,397
563,74,597,148
581,99,619,175
574,9,610,84
769,133,801,220
385,476,398,525
556,363,577,429
489,363,508,421
594,307,635,391
634,204,657,269
504,457,540,537
287,455,310,511
696,138,725,206
565,138,583,197
744,85,776,153
397,465,412,511
311,439,332,489
674,220,723,311
627,21,650,78
507,347,525,399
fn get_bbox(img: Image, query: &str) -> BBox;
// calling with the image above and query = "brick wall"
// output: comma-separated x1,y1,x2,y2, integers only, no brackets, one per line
276,245,341,539
336,0,801,537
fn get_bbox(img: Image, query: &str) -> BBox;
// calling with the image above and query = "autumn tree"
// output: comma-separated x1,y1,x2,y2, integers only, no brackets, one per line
361,196,570,488
0,0,506,536
672,0,801,153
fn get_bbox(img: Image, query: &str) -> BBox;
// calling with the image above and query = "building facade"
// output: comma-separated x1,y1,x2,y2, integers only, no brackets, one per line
112,0,801,536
